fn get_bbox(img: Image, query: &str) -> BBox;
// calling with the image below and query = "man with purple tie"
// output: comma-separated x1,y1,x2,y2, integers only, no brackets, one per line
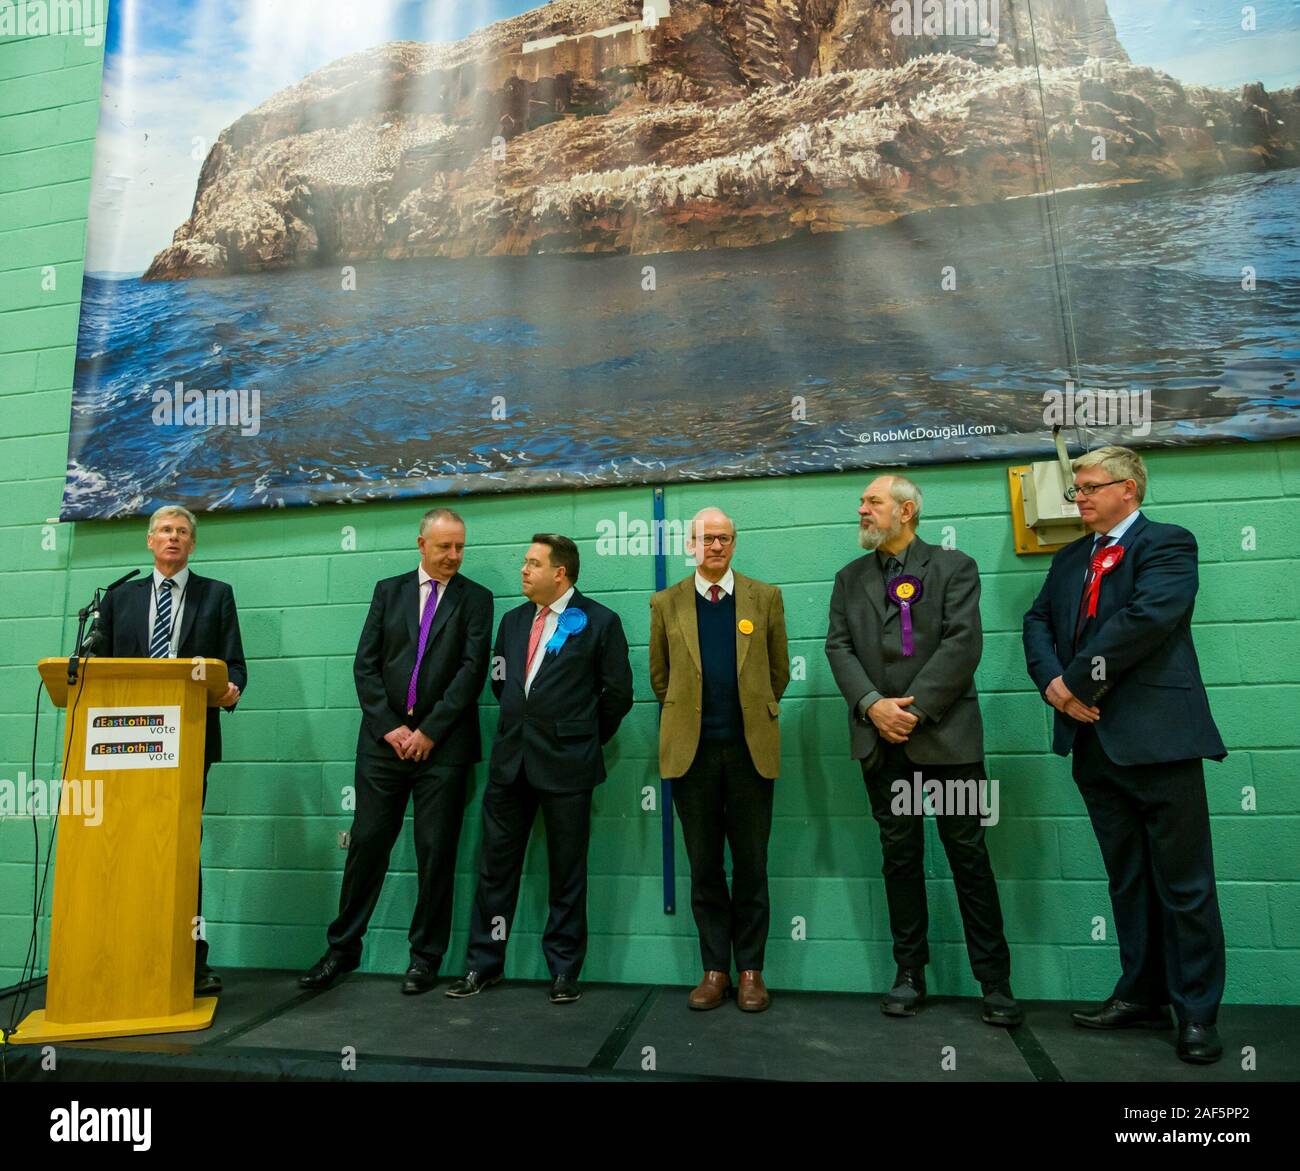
300,508,493,995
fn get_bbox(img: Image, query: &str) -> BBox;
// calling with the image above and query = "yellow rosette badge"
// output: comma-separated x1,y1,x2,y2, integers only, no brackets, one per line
737,619,754,635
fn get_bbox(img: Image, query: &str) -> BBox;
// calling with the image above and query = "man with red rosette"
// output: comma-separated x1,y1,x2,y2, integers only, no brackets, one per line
1023,446,1227,1065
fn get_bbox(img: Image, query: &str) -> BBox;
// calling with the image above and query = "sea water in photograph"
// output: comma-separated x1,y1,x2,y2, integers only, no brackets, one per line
62,167,1300,518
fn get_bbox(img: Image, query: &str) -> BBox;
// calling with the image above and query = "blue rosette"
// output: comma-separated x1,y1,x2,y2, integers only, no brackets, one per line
545,605,588,655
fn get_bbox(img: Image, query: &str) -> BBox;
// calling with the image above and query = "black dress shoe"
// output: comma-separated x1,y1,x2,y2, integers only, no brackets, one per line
298,951,360,991
550,974,582,1004
1071,998,1173,1030
445,970,502,998
1178,1022,1223,1065
981,980,1024,1027
194,966,222,996
401,960,438,996
881,967,926,1017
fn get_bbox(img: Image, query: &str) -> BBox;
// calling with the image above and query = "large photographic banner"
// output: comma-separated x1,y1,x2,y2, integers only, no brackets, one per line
62,0,1300,519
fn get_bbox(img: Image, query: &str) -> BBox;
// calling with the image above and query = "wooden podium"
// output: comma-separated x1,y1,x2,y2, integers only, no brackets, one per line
7,657,228,1044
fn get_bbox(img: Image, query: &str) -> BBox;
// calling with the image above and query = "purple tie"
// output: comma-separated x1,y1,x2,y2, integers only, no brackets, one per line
406,580,440,715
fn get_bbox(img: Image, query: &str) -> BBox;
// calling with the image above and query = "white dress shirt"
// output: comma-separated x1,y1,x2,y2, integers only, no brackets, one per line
694,567,735,600
524,585,575,696
1083,508,1142,583
146,565,190,658
1100,507,1142,543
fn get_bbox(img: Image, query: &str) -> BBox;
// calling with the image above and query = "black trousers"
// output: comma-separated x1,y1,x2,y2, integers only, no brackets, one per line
463,765,593,979
862,744,1011,984
326,741,469,968
1072,726,1225,1024
672,737,774,972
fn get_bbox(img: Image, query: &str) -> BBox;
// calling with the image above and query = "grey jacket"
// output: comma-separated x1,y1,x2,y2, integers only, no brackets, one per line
824,536,985,765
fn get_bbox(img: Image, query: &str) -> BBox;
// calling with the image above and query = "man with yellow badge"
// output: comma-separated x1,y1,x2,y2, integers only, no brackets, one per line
650,507,790,1012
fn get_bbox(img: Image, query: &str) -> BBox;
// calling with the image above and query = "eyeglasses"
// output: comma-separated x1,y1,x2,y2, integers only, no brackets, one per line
696,535,734,546
1064,479,1128,502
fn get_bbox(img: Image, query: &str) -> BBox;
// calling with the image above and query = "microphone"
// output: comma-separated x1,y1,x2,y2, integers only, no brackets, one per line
103,568,141,593
69,570,143,684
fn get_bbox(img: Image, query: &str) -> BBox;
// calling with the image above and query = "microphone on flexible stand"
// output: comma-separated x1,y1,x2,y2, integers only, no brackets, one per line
101,569,142,594
68,569,141,687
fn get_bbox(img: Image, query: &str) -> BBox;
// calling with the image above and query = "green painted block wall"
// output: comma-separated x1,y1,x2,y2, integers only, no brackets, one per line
1,29,1297,1003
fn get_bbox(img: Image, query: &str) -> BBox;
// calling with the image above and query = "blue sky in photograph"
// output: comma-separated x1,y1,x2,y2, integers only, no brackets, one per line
102,0,1300,88
103,0,539,56
1108,0,1300,90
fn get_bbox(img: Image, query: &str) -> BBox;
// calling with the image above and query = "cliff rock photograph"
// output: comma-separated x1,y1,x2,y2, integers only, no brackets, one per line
64,0,1300,518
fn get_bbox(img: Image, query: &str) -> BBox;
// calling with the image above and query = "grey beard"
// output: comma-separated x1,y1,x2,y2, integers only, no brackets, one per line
858,519,900,551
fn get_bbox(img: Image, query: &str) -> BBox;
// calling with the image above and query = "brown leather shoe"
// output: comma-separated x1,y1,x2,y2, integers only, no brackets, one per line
736,969,770,1013
687,970,731,1010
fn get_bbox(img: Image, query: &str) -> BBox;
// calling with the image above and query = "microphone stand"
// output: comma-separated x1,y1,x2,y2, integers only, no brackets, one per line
66,569,140,687
67,588,100,688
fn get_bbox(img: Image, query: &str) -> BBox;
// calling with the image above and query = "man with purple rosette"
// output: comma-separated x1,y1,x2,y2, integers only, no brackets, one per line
1024,447,1227,1065
449,533,633,1005
826,475,1020,1027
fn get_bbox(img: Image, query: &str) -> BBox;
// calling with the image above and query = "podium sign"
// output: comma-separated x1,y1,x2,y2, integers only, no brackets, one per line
6,657,228,1044
84,705,183,769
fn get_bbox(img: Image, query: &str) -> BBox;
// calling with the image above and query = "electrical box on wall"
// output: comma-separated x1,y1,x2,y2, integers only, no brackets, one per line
1009,461,1088,555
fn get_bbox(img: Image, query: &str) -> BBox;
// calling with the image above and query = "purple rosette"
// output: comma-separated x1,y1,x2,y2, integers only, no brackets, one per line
885,574,923,657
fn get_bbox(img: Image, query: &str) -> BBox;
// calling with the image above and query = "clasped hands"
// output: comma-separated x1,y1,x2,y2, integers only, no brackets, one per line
383,725,435,761
1045,675,1100,724
867,696,918,744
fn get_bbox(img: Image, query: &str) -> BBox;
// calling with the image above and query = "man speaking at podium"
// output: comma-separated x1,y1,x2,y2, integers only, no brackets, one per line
94,504,247,997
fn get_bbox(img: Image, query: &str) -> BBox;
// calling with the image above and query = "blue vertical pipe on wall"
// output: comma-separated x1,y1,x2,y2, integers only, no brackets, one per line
653,486,675,914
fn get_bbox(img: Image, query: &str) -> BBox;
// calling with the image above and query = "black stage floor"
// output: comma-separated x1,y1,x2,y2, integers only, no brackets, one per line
3,971,1297,1082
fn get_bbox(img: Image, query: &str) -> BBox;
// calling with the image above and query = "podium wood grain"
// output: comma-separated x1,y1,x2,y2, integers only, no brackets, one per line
6,658,228,1043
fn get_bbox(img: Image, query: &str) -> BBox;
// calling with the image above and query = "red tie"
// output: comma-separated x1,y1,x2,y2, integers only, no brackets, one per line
525,605,548,678
709,585,721,603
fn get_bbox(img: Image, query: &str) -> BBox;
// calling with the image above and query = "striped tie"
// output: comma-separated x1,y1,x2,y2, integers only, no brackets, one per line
149,578,175,658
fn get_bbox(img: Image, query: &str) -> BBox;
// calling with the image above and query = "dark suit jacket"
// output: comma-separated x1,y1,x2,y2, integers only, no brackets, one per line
1022,513,1227,766
95,571,247,766
490,589,634,792
825,536,984,765
354,571,494,766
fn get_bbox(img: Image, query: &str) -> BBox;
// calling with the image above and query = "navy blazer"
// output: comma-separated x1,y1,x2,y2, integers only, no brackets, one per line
1022,513,1226,766
95,571,248,766
490,589,634,792
353,570,494,765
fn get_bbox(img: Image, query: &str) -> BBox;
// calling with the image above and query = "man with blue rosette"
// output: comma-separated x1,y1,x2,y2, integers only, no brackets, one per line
825,475,1021,1027
448,533,634,1005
